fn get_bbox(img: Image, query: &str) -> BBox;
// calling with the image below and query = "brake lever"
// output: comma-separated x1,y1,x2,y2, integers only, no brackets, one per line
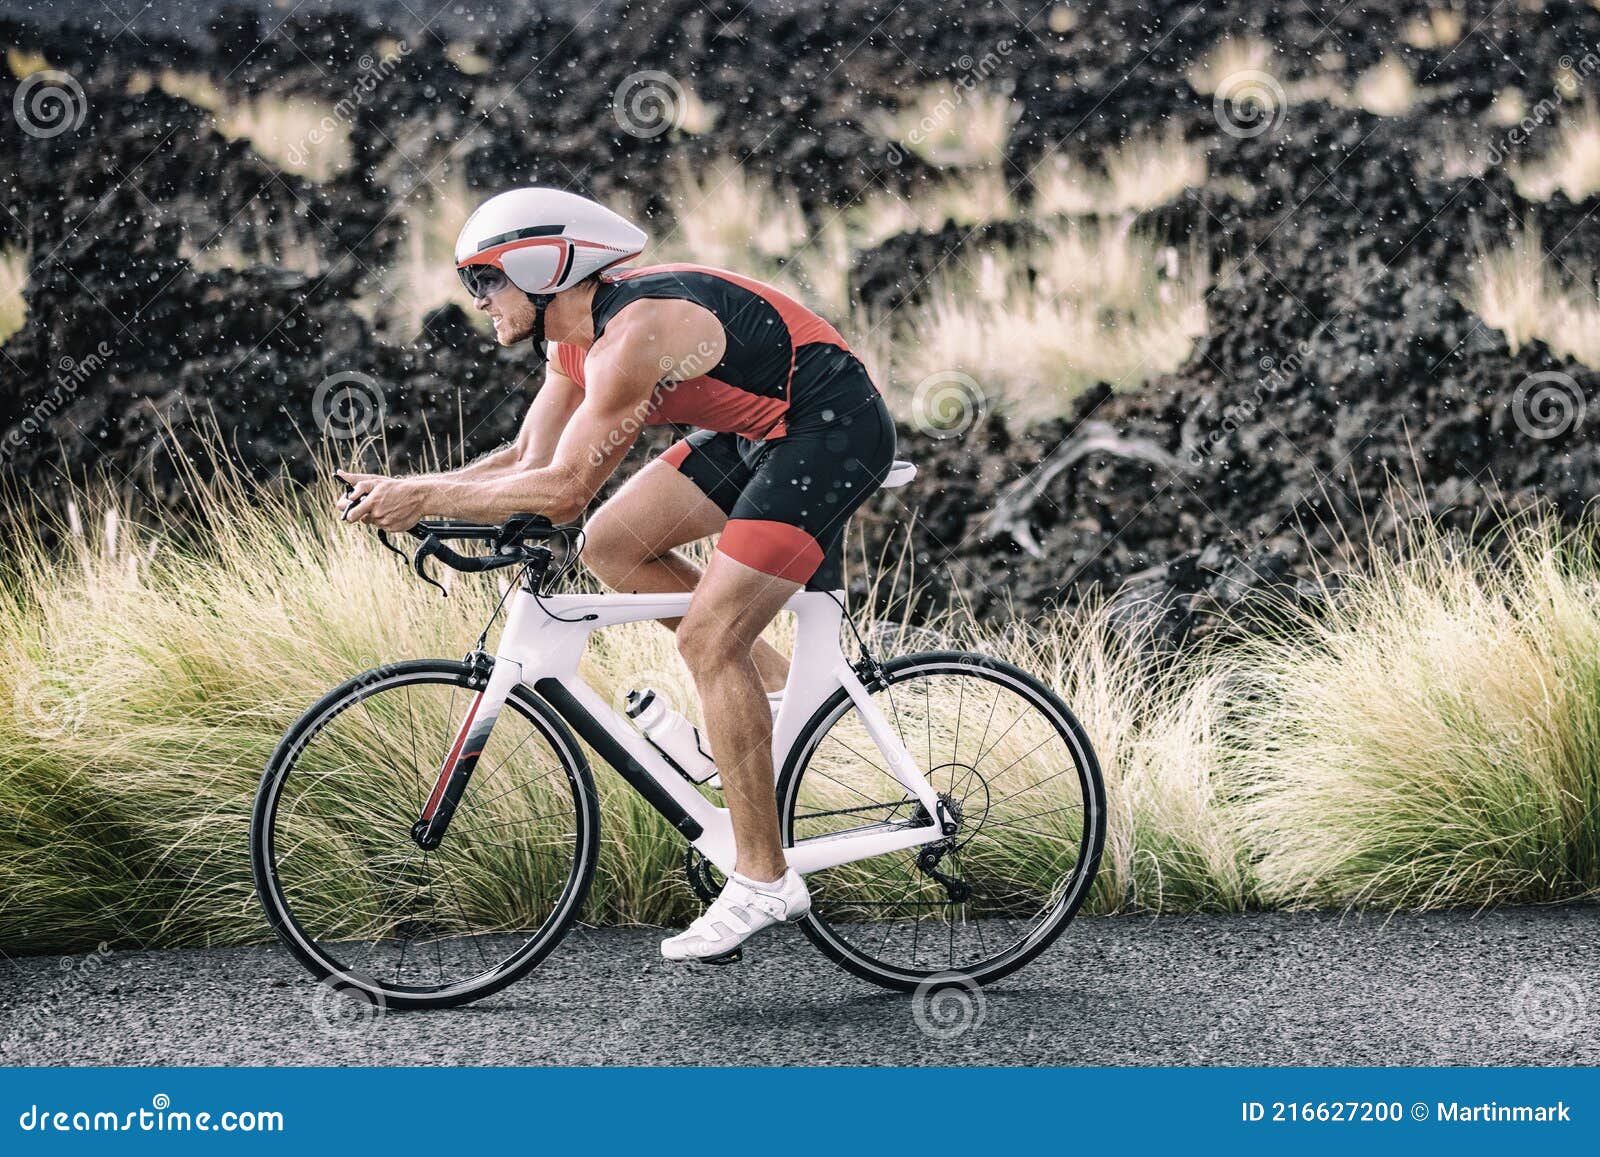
412,535,450,598
375,529,409,562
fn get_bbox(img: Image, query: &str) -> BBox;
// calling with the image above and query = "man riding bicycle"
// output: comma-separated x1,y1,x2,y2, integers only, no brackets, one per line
336,187,896,963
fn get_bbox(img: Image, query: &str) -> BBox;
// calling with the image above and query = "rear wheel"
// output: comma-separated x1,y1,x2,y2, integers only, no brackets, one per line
778,652,1104,991
251,660,599,1010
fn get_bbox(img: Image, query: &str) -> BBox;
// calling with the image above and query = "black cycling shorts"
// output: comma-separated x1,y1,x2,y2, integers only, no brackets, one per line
660,389,895,591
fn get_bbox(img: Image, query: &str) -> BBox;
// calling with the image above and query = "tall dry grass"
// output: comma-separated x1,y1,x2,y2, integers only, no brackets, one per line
5,465,1598,953
0,457,1237,950
891,220,1207,419
1235,522,1600,908
1513,105,1600,202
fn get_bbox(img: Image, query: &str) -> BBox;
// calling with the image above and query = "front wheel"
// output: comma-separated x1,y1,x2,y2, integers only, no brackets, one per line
778,651,1105,991
251,660,600,1010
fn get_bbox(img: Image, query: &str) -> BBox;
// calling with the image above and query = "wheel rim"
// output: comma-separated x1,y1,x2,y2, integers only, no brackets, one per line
260,671,590,999
783,658,1100,982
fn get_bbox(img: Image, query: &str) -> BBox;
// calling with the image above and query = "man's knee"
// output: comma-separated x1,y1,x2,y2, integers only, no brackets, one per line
583,511,652,580
677,613,750,675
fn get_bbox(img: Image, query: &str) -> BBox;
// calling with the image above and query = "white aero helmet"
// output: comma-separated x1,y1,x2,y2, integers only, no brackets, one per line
454,186,647,300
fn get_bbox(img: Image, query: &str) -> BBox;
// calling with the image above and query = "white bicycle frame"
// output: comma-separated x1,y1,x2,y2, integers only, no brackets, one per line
431,583,950,877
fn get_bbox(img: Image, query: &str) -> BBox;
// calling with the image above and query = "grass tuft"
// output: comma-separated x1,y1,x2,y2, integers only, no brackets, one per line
1236,520,1600,909
1468,228,1600,368
0,247,27,344
1033,129,1207,216
1352,55,1420,116
1512,105,1600,201
890,220,1206,419
866,85,1021,168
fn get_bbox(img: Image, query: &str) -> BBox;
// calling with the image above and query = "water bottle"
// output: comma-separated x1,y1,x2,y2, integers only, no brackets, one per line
625,689,717,784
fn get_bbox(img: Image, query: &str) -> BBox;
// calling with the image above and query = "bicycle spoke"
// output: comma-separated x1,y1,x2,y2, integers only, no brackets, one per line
262,672,588,1000
788,660,1100,983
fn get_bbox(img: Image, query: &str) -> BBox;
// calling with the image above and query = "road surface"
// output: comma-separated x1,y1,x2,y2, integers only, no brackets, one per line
2,907,1595,1065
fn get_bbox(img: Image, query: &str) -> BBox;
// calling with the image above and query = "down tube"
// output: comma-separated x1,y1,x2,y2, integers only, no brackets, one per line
531,676,718,843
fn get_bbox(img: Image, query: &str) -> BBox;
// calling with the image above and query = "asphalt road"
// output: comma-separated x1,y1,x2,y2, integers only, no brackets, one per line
2,907,1595,1066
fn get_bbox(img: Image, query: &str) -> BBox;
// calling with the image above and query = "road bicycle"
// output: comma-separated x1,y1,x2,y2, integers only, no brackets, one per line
251,460,1106,1009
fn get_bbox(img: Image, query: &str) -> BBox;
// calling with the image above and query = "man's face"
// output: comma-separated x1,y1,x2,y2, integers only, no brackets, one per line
476,283,536,345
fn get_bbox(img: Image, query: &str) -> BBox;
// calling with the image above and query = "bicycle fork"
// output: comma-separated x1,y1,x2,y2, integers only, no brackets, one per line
411,657,524,850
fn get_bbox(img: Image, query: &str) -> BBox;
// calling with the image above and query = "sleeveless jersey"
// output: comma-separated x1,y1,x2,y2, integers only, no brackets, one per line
548,263,875,440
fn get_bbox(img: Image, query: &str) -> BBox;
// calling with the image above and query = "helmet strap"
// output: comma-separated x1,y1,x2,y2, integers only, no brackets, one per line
530,293,553,351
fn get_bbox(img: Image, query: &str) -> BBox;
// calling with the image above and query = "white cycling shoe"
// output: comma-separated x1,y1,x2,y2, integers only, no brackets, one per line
661,868,811,963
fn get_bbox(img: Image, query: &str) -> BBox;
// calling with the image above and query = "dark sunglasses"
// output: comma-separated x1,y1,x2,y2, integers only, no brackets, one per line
457,262,511,297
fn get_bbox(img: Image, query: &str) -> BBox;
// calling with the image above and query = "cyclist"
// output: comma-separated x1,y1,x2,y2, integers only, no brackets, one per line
336,187,896,963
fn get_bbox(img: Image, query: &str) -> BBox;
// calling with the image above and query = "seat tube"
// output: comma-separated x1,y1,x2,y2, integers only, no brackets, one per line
774,590,847,757
411,656,524,849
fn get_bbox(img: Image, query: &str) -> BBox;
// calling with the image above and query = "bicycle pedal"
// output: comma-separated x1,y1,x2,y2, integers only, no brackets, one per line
696,947,743,966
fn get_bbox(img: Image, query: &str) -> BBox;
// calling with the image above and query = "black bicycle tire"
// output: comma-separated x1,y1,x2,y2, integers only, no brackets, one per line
776,650,1106,992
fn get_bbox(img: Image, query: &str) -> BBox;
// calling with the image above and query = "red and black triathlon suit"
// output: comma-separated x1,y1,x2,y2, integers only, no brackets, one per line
550,262,895,591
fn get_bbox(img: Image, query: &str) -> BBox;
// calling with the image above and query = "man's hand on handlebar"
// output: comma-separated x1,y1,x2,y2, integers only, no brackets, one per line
335,470,431,532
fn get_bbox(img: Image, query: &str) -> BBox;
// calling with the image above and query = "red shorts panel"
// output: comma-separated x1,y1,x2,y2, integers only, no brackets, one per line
717,519,825,584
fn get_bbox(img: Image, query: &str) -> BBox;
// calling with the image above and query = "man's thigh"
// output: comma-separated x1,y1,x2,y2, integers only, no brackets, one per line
588,453,731,559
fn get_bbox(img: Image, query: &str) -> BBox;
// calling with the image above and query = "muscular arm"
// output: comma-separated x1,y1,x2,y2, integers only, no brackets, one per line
428,372,649,523
420,365,584,481
339,300,723,530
